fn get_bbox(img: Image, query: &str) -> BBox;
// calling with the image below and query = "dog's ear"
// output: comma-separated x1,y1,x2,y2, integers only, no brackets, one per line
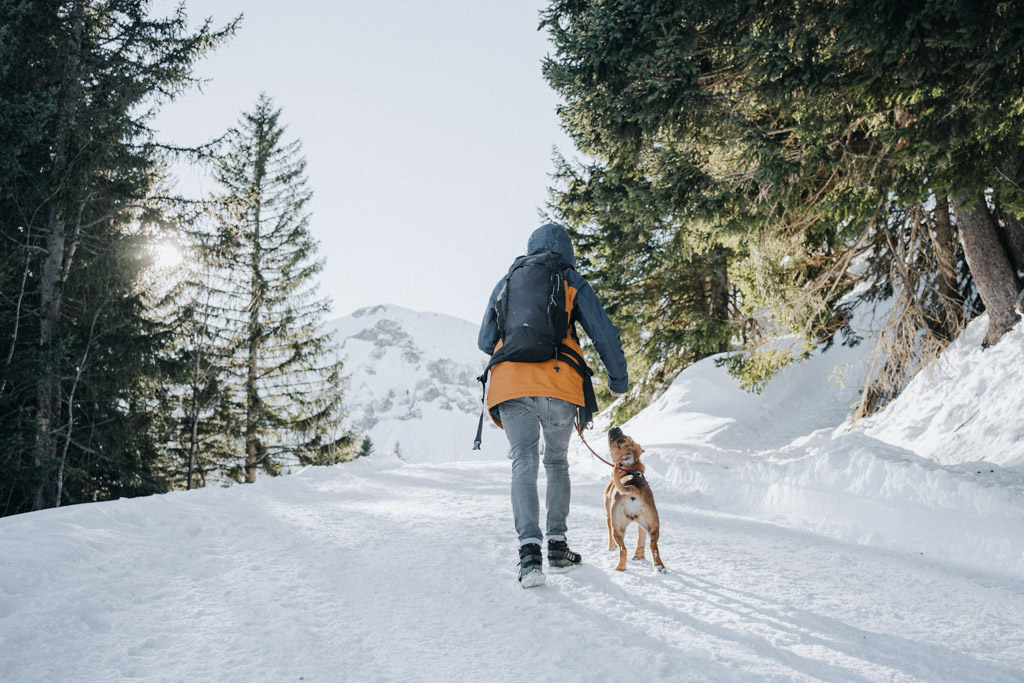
636,443,645,456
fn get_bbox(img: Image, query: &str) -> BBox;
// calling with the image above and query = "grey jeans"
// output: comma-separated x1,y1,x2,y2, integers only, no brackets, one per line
498,396,578,547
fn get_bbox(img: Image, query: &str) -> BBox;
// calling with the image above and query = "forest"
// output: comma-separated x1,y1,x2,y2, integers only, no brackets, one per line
0,1,352,516
3,0,1024,516
542,0,1024,423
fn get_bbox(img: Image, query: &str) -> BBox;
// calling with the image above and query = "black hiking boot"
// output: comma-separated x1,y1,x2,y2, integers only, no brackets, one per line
518,543,545,588
547,539,582,572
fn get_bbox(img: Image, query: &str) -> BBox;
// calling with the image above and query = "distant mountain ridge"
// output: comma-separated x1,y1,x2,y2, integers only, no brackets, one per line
325,304,507,462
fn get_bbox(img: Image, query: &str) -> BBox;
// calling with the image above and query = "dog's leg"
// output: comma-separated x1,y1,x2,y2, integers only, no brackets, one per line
632,525,647,560
648,523,666,573
604,485,616,551
612,525,628,571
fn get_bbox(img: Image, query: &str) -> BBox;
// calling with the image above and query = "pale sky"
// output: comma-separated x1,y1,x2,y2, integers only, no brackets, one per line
152,0,575,324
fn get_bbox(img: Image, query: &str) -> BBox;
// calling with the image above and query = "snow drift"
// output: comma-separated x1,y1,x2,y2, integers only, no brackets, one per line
861,314,1024,467
572,311,1024,577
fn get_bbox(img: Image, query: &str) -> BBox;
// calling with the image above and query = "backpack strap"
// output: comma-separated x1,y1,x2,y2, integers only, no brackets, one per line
472,343,516,450
554,343,600,427
472,370,489,450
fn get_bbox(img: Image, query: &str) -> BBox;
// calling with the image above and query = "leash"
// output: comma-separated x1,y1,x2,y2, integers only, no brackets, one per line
574,419,630,473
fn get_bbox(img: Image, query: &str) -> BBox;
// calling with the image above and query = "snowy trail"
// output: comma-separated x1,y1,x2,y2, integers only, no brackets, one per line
2,458,1023,682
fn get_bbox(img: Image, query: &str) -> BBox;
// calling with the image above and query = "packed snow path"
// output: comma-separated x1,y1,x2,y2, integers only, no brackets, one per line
2,459,1023,682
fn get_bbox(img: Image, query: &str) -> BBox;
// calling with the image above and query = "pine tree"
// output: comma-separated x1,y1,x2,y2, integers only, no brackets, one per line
541,0,1024,418
0,1,237,514
210,94,351,482
356,437,373,459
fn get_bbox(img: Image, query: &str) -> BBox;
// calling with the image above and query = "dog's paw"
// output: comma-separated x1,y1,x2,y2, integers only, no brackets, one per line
654,564,668,575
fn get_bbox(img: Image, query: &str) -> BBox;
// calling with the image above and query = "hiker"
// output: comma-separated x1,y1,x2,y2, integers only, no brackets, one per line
477,223,628,587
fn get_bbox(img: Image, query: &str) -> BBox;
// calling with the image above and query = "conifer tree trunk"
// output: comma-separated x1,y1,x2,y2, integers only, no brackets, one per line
2,232,32,397
34,0,85,510
953,193,1022,346
1002,214,1024,274
187,409,199,490
244,292,260,483
993,203,1024,276
186,347,202,490
710,251,730,353
244,160,265,484
932,196,964,339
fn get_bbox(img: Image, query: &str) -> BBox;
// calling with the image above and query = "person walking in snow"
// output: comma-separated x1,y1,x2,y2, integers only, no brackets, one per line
477,223,629,587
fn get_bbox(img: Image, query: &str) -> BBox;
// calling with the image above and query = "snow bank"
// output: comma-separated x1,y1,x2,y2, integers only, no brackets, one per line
650,434,1024,576
568,310,1024,577
860,314,1024,467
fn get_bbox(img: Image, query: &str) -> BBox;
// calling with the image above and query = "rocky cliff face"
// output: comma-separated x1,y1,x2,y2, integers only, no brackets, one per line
325,304,507,462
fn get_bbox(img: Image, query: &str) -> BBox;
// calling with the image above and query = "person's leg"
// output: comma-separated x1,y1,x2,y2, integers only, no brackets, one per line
539,398,577,542
499,397,543,546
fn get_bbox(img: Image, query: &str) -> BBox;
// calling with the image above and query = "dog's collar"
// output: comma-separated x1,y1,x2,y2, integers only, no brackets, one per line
623,469,645,479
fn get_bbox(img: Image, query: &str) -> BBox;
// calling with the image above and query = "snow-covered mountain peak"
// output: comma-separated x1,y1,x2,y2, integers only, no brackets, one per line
326,304,506,462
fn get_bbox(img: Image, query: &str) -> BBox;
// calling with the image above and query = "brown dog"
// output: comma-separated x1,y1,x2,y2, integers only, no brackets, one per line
604,426,666,573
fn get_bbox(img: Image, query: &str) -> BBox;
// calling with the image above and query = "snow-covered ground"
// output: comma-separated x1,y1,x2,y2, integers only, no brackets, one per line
2,309,1023,681
604,313,1024,578
860,315,1024,468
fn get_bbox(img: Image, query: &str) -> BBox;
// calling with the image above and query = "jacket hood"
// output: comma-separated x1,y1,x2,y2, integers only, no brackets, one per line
527,223,576,268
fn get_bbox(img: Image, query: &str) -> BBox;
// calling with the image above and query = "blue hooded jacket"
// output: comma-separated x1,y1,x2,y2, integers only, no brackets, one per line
478,224,629,395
